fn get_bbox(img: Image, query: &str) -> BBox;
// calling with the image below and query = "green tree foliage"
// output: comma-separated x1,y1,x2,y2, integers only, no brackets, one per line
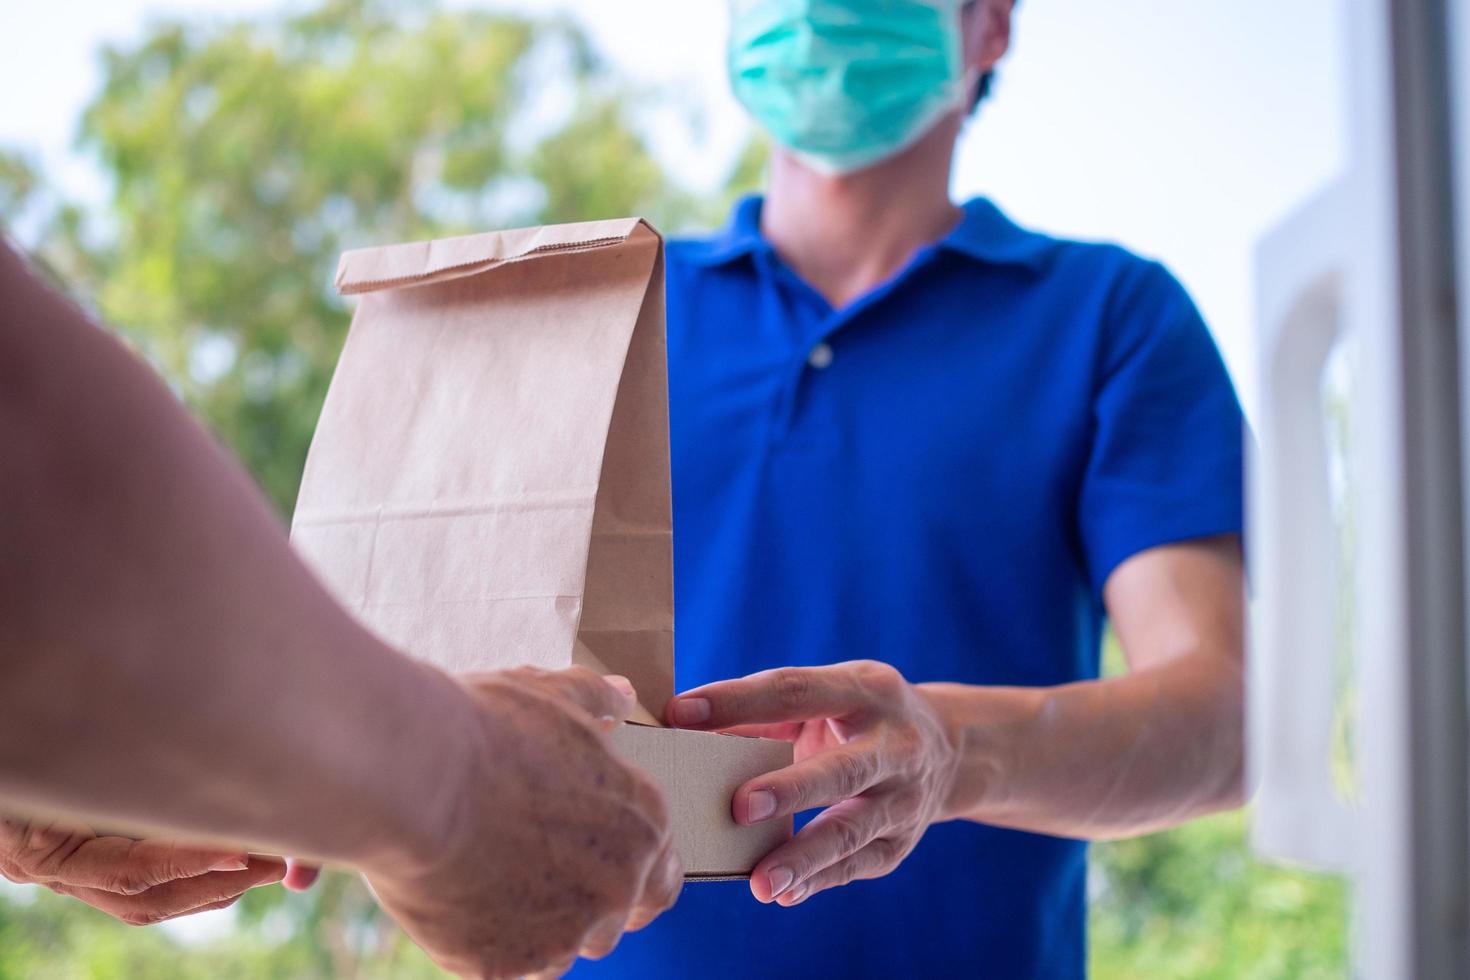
1088,640,1350,978
0,0,1349,975
1090,814,1349,978
0,881,446,979
0,150,39,219
35,0,724,513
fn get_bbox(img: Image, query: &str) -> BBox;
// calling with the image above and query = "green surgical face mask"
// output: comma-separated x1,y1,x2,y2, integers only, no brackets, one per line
727,0,968,176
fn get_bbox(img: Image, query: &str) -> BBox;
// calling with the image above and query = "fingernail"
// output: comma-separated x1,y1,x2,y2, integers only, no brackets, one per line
746,789,777,823
604,675,636,699
781,884,808,906
766,866,793,899
209,857,250,872
671,697,711,726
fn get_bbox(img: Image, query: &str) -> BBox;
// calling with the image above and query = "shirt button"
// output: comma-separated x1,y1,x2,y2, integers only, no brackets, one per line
808,342,834,370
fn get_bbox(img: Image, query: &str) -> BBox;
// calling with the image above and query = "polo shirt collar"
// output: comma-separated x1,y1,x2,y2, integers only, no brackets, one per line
939,197,1054,271
681,194,1053,273
680,195,770,266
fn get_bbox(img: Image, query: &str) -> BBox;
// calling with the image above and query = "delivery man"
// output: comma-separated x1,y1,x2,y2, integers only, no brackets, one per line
595,0,1246,976
0,241,681,979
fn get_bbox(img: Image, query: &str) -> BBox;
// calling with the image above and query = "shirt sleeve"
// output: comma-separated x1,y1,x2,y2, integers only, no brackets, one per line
1077,258,1245,595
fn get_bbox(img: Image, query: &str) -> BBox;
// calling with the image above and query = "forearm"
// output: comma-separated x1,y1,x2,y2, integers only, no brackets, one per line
0,243,472,870
923,652,1244,839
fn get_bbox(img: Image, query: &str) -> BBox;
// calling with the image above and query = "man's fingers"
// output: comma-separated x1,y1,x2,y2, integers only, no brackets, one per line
668,663,895,730
19,835,251,895
283,859,321,892
554,668,635,725
52,856,286,926
524,953,578,980
627,837,683,932
619,776,680,931
732,742,885,825
463,667,635,726
0,823,256,896
774,838,899,907
749,796,884,903
708,721,805,742
190,895,249,916
579,911,627,960
0,819,87,884
58,883,247,926
109,838,254,893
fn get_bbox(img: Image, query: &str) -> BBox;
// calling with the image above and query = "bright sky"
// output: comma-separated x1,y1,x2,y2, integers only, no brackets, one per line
0,0,1345,412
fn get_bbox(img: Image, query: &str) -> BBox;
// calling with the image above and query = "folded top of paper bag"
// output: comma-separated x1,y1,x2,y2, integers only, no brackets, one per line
294,216,673,720
334,217,653,295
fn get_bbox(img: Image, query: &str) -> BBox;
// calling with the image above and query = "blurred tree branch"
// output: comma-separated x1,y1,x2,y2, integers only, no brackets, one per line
37,0,744,514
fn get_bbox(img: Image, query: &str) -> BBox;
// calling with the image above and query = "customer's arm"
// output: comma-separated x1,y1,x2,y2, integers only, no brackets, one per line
0,242,679,975
923,535,1244,834
666,535,1243,906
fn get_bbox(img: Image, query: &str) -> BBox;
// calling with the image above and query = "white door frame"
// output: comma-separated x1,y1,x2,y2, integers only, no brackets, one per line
1357,0,1470,975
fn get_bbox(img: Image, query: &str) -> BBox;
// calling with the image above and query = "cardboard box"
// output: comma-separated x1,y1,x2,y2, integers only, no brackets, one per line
290,217,792,879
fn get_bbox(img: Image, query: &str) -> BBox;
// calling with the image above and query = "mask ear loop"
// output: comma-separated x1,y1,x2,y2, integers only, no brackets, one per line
956,67,984,111
954,0,986,112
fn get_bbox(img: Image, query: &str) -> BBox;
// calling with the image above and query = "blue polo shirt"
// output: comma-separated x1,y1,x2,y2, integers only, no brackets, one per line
580,196,1243,979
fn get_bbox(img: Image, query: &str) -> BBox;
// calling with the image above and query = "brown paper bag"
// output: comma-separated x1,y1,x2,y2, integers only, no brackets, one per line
291,217,790,879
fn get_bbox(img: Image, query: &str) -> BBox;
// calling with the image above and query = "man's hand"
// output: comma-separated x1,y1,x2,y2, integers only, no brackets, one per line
0,819,286,925
364,667,682,980
0,247,678,977
661,539,1245,913
667,661,957,908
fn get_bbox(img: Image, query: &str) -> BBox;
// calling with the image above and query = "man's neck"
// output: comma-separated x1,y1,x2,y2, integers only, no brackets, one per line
760,113,965,310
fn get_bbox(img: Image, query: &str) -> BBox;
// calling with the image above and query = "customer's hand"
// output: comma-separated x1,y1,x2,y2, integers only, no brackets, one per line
282,857,321,891
0,819,285,925
667,661,958,908
364,667,681,980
